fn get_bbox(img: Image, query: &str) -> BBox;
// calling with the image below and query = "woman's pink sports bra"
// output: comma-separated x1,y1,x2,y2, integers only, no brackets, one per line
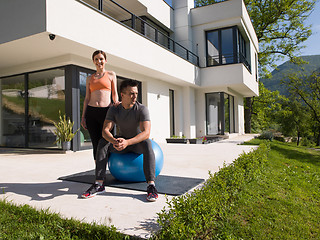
89,73,112,93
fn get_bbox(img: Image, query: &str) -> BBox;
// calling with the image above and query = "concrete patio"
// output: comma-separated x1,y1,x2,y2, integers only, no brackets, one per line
0,134,257,239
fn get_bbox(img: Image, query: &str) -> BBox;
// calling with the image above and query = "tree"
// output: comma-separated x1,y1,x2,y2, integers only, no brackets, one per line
278,97,311,145
195,0,316,132
285,70,320,145
250,82,285,132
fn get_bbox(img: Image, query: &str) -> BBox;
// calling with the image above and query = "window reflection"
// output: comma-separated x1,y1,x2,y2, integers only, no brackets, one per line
79,70,94,149
28,68,65,148
206,92,221,135
0,75,26,147
206,92,235,135
206,26,250,70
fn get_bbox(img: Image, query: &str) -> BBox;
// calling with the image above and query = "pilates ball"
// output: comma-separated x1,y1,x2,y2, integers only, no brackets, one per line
108,140,164,182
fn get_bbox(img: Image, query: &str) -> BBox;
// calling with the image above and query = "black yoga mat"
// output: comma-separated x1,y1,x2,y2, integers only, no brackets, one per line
58,170,204,196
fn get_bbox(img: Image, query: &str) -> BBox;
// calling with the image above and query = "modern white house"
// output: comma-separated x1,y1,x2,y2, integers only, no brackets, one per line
0,0,259,151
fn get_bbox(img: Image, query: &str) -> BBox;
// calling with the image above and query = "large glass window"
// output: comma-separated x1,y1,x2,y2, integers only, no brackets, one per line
207,30,220,65
206,93,221,135
206,92,235,135
0,68,65,149
206,27,251,71
221,28,234,64
0,75,26,147
79,69,94,149
28,68,65,148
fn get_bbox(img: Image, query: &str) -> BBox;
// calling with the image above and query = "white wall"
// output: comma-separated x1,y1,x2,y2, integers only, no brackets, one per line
200,64,258,97
236,96,245,134
138,0,173,30
182,86,196,138
172,0,194,51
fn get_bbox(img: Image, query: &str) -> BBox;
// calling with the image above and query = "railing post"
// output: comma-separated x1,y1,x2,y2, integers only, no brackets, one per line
80,0,200,66
155,29,158,43
99,0,103,11
131,14,136,30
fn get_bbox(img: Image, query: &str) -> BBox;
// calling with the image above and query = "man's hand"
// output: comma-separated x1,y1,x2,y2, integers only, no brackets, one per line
113,138,128,151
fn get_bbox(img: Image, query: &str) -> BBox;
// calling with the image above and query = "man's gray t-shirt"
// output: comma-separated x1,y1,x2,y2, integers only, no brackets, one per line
106,102,150,139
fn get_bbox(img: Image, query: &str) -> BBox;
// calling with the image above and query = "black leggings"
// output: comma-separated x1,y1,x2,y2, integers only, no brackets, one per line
95,138,156,182
85,106,109,160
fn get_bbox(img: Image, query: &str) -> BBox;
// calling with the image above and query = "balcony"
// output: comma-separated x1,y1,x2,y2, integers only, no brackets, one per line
207,52,251,73
78,0,199,66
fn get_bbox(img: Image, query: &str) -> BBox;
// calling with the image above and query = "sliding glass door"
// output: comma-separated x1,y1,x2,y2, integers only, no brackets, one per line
206,92,235,135
28,68,65,148
0,68,65,148
0,75,26,147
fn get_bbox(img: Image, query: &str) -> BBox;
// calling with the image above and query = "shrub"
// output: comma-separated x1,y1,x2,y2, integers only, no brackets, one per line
274,135,285,142
154,142,270,239
300,137,313,147
258,131,274,141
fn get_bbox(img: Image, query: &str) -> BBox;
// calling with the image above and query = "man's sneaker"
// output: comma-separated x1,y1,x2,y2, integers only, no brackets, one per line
146,184,158,202
81,183,105,199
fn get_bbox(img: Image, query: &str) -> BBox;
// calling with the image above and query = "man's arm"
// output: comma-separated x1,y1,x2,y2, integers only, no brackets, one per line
115,121,151,151
102,119,118,146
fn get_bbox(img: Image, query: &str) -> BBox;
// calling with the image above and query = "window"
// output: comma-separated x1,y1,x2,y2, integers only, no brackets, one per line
206,26,251,71
206,92,235,135
0,68,65,148
79,69,95,149
28,68,65,148
0,74,26,147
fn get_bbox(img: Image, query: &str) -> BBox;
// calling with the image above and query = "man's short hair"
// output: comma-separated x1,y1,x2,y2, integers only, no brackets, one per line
120,79,139,93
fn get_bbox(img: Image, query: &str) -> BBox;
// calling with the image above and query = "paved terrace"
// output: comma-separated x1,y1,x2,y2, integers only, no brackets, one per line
0,134,257,239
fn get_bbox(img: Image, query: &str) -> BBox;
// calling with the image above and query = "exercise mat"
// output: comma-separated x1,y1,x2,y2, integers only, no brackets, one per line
58,170,204,196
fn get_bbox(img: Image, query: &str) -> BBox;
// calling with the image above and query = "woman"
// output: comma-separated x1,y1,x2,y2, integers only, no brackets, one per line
81,50,119,161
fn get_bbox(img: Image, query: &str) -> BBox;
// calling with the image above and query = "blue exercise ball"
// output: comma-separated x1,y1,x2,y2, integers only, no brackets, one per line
108,140,164,182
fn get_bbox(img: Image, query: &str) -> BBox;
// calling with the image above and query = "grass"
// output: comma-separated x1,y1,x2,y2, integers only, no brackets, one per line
226,139,320,239
0,199,137,240
1,140,319,239
154,140,320,239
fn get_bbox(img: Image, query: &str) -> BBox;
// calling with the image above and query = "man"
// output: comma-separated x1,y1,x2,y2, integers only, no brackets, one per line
81,79,158,202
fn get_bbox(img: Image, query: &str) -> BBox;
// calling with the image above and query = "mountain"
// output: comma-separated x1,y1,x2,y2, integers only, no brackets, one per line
260,55,320,96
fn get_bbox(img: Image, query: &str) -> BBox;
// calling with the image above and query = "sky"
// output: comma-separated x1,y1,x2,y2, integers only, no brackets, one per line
292,1,320,57
164,0,320,65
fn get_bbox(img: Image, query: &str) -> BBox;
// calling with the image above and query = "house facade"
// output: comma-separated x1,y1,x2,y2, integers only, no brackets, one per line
0,0,258,151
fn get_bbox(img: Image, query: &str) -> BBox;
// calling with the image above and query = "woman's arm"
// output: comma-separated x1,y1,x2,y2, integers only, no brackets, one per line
109,71,119,104
81,75,91,129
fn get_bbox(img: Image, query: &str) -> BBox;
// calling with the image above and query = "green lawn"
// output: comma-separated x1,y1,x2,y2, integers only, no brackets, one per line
219,140,320,239
1,140,319,239
154,140,320,239
0,200,136,240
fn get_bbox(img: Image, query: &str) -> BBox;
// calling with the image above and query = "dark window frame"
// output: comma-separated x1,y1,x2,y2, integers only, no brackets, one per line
206,26,251,72
0,66,67,150
205,92,235,136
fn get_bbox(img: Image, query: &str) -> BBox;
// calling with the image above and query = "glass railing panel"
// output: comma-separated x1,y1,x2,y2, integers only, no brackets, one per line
77,0,199,66
82,0,99,9
102,0,131,22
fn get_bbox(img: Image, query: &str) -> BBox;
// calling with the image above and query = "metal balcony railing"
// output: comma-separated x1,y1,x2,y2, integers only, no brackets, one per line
207,52,251,72
78,0,199,66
